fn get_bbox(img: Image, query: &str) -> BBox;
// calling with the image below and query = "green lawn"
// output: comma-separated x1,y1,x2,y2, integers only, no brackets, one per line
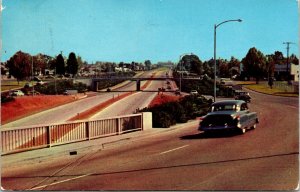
243,81,299,97
1,80,29,92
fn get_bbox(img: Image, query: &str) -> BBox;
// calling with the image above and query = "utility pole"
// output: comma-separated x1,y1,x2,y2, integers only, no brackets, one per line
32,56,35,96
283,42,295,82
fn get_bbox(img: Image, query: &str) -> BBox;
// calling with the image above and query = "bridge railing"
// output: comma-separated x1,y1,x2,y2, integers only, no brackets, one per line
1,113,151,155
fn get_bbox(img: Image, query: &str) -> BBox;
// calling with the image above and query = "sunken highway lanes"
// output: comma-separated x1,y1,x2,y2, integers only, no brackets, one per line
2,88,298,190
1,70,155,128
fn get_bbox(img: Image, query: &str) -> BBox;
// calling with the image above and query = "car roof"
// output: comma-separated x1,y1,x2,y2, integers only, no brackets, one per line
212,100,245,106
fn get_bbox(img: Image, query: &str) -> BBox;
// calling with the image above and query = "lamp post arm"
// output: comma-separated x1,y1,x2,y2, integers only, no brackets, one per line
216,19,242,28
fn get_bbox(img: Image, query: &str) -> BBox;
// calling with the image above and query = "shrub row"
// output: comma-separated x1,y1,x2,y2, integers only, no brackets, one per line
140,95,211,128
1,95,15,103
173,75,235,97
34,80,88,95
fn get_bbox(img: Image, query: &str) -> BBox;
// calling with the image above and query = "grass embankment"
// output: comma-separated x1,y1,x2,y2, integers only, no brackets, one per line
1,95,79,125
1,80,28,92
238,81,299,97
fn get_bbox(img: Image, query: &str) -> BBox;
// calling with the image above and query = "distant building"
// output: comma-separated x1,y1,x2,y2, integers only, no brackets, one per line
157,61,174,68
291,64,299,82
274,63,299,82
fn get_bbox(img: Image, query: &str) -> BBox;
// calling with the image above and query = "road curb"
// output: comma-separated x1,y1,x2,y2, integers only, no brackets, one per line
243,86,299,98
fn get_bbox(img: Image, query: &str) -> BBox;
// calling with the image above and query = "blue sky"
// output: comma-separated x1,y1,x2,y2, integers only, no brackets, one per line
1,0,299,64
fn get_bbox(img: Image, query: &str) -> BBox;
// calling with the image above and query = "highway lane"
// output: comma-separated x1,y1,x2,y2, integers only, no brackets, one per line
90,69,176,119
2,90,298,190
2,70,156,128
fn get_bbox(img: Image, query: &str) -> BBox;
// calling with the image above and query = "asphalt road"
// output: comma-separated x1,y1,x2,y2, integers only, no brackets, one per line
90,69,177,119
2,89,298,190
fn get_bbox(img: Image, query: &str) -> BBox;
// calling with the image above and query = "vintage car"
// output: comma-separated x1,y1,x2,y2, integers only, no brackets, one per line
198,100,258,134
234,90,251,103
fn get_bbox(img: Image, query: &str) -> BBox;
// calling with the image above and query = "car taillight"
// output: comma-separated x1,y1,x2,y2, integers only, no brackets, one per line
199,116,206,121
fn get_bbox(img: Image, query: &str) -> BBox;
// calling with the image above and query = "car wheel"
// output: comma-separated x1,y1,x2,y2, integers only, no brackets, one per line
240,128,246,134
251,123,257,129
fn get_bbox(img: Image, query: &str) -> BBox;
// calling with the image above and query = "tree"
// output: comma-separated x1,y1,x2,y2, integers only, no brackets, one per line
202,58,214,78
6,51,32,83
76,55,84,72
32,54,51,76
56,54,65,75
242,47,266,84
66,52,79,77
273,51,284,64
228,56,240,77
48,58,57,70
145,60,151,70
289,54,299,65
179,54,203,75
218,59,229,77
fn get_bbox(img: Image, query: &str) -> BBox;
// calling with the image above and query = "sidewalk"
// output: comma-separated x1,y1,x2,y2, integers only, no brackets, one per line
1,120,199,169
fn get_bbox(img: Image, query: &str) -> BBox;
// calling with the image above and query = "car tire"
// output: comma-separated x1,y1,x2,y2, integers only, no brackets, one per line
240,128,246,134
251,123,257,129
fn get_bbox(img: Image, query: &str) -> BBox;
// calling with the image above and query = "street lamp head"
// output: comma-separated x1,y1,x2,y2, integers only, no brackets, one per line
237,19,242,22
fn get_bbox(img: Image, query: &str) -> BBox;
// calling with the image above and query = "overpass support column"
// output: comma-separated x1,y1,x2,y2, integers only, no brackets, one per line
136,80,141,91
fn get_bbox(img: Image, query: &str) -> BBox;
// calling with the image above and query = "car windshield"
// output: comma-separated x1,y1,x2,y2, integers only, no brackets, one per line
211,104,238,112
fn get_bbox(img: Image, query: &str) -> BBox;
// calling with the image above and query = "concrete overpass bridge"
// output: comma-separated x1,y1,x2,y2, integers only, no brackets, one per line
74,76,202,91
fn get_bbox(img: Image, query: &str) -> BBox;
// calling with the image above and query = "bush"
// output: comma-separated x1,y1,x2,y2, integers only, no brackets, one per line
140,95,211,128
1,95,15,103
153,111,174,128
34,80,88,95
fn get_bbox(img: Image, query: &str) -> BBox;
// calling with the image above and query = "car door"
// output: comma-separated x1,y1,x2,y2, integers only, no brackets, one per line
239,103,250,128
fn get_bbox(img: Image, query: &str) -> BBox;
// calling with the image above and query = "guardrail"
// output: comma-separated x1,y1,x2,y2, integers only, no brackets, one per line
1,113,152,155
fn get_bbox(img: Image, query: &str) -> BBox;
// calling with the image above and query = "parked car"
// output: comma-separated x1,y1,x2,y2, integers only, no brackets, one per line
36,80,46,85
190,90,198,95
234,90,251,103
24,83,33,88
10,90,25,96
198,100,258,134
175,89,181,95
201,95,214,102
26,90,40,95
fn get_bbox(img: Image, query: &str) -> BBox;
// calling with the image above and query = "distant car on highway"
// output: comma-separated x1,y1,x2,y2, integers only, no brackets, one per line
198,100,258,134
10,90,25,96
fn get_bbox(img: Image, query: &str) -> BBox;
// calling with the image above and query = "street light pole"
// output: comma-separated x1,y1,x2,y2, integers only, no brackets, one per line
214,19,242,102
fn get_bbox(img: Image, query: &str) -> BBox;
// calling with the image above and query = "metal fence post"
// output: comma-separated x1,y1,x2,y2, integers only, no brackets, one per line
117,118,121,135
85,121,90,140
47,126,52,148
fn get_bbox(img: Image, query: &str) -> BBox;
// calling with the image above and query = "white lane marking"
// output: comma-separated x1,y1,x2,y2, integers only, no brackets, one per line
159,145,189,155
28,173,91,190
287,105,298,109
